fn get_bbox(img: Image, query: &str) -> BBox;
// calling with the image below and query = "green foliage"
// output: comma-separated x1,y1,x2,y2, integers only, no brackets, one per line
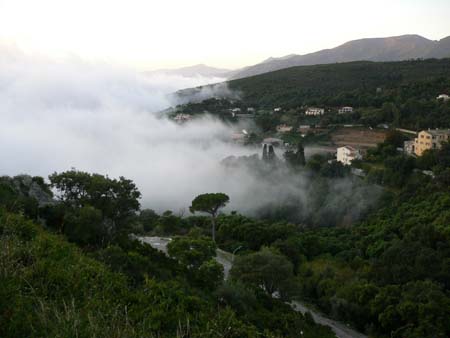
168,236,217,269
230,247,295,298
190,193,230,216
196,259,225,290
50,169,141,221
48,170,141,245
138,208,159,232
64,205,104,246
190,193,230,241
0,209,335,337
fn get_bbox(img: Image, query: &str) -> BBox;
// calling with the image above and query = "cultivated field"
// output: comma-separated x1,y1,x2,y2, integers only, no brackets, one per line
330,127,387,149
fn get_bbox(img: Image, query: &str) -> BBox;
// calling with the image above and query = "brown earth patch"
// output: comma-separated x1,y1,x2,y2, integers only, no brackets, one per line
330,128,387,149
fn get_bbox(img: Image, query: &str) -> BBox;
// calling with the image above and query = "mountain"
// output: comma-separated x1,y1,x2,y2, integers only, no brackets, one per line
144,64,232,78
225,59,450,110
231,34,450,79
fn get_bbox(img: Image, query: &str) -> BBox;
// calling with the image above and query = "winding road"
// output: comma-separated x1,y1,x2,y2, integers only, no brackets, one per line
139,236,367,338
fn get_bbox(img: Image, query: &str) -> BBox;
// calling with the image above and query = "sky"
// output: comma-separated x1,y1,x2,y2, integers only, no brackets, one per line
1,0,450,70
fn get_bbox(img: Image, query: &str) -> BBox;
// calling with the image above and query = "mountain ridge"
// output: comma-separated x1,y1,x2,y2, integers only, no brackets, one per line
230,34,450,79
144,63,232,78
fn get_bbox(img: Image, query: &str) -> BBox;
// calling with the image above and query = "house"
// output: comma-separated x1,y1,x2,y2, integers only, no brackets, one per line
414,129,450,156
273,107,282,112
436,94,450,102
338,106,353,114
276,124,293,133
174,113,192,123
403,140,415,155
336,146,362,165
305,107,325,116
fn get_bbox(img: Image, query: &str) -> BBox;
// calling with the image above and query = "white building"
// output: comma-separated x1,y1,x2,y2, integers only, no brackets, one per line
273,107,282,112
305,107,325,116
230,108,241,113
437,94,450,102
337,146,362,166
338,106,354,114
403,140,415,155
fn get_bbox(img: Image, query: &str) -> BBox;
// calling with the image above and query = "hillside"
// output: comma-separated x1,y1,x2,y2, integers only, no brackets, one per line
231,35,450,79
227,59,450,108
0,172,336,338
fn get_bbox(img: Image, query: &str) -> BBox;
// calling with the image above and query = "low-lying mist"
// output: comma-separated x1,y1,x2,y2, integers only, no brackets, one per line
0,44,380,224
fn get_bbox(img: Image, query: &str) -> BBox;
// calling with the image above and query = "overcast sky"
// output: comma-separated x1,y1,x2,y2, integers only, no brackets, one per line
1,0,450,70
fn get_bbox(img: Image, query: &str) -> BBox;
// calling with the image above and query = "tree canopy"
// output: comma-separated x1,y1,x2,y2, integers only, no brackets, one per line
190,193,230,241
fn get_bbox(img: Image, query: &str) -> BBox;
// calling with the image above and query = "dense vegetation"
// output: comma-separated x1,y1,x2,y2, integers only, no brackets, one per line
0,172,335,338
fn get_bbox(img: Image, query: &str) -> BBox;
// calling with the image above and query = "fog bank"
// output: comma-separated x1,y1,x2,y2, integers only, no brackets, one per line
0,45,379,222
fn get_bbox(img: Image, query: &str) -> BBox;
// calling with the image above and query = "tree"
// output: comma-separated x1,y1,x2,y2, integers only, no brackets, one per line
284,142,306,168
64,205,104,247
230,247,294,298
197,259,224,290
167,236,224,289
49,170,141,243
190,193,230,241
262,144,268,161
295,142,306,166
267,145,276,162
167,236,217,269
138,209,159,232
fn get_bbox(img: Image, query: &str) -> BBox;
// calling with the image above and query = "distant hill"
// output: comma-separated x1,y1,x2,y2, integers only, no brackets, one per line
144,64,232,78
230,35,450,79
227,58,450,108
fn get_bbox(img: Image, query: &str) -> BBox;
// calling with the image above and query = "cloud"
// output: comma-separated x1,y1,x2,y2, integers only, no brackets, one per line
172,82,240,105
0,44,256,212
0,44,379,224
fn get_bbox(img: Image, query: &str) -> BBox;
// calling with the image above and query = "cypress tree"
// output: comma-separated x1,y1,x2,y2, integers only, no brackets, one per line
262,144,268,161
268,145,276,161
296,142,306,166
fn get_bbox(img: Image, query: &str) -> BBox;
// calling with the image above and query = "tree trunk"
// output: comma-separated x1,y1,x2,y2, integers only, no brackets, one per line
211,215,216,242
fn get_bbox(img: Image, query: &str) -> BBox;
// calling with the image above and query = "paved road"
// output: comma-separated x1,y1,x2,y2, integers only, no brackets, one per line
291,301,367,338
139,236,367,338
140,236,171,254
